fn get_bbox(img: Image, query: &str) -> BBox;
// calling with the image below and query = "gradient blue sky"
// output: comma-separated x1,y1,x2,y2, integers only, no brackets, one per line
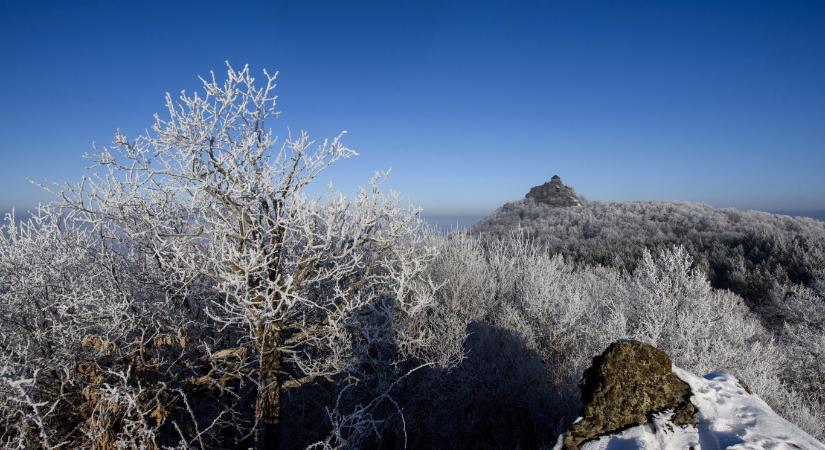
1,0,824,216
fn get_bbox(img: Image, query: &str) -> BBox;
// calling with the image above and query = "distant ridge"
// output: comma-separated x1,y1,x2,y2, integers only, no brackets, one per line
770,209,825,222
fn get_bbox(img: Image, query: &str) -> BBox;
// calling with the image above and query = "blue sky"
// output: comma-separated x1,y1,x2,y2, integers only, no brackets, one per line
1,0,824,216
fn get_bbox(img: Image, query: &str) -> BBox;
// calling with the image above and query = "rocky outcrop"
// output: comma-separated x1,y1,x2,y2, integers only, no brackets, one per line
525,175,581,207
559,341,696,450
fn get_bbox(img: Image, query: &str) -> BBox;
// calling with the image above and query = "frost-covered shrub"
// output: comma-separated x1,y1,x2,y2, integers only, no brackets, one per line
771,283,825,438
0,209,219,448
410,233,825,443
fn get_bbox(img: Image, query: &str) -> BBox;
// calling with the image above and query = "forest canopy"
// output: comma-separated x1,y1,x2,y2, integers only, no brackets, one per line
473,198,825,322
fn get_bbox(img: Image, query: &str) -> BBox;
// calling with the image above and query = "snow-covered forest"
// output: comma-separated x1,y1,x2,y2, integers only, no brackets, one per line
473,197,825,324
1,66,824,449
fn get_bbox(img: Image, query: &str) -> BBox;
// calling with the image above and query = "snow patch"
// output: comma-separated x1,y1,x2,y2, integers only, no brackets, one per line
577,410,700,449
559,366,824,449
673,367,824,449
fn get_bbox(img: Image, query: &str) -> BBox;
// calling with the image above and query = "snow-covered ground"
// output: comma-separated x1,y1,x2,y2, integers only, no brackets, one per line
559,367,825,450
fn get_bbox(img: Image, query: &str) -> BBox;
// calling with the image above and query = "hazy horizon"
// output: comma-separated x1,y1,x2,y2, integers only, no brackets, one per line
5,200,824,229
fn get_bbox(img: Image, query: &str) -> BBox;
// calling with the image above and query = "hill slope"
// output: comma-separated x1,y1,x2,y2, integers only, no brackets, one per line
472,198,825,318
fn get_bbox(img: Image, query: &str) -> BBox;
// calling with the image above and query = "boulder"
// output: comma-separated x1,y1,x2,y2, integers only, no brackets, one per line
560,340,696,449
525,175,581,207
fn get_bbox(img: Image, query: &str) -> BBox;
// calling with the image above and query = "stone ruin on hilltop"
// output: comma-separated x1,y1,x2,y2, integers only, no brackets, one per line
525,175,582,207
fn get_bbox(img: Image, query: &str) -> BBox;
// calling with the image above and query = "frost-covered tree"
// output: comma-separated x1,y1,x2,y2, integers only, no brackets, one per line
1,63,455,449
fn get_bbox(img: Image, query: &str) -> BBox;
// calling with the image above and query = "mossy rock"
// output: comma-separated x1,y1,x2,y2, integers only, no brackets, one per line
561,340,696,449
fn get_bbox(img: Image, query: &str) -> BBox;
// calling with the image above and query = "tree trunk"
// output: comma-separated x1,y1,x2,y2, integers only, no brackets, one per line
255,331,283,450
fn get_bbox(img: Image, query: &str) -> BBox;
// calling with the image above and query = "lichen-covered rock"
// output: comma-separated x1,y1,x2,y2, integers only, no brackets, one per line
560,340,696,450
525,175,581,207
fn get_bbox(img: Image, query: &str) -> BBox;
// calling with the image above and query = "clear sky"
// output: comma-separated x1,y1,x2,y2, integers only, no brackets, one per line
1,0,824,216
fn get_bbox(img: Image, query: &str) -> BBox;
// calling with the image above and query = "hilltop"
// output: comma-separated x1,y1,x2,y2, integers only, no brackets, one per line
472,177,825,320
525,175,582,207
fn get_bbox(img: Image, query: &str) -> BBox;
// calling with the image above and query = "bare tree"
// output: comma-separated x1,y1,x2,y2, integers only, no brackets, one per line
53,63,449,448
